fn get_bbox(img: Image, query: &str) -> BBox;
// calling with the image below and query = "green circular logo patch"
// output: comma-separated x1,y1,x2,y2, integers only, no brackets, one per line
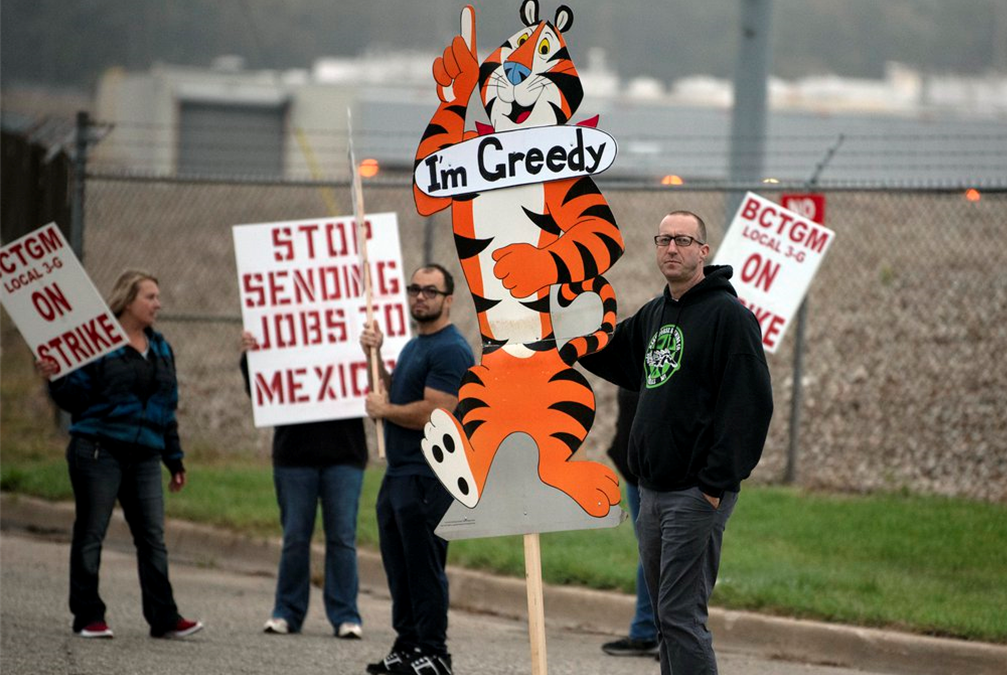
645,324,683,388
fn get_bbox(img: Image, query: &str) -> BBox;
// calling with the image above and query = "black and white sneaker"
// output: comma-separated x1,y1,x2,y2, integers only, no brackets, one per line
407,652,453,675
366,648,414,674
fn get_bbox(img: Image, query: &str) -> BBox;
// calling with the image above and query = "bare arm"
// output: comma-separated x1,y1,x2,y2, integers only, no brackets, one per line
365,386,458,431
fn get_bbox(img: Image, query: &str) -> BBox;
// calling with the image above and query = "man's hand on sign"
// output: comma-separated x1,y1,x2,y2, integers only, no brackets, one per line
240,331,259,353
35,357,60,379
359,320,385,355
364,390,390,420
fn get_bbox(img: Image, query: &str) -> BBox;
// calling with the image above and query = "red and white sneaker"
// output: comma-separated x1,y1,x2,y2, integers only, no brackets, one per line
153,618,204,639
76,621,114,638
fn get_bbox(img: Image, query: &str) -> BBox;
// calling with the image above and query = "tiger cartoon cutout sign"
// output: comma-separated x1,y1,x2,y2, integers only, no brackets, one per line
413,0,626,538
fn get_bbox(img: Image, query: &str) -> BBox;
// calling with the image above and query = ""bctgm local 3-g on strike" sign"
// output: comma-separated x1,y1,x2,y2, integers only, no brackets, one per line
713,192,836,353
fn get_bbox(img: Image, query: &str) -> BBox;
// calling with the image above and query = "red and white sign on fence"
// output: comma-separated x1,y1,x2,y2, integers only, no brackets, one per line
780,192,826,225
713,192,835,353
0,223,127,378
233,213,409,427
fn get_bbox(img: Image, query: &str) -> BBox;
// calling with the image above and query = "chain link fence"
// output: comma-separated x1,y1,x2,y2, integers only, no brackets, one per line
79,169,1007,503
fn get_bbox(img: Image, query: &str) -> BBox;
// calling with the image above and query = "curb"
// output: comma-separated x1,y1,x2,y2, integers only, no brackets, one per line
2,492,1005,675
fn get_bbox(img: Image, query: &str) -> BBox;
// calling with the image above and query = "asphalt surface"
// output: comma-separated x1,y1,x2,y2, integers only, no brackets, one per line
1,530,884,675
2,493,1005,675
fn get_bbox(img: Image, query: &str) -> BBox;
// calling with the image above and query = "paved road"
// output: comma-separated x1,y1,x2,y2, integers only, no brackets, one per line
0,530,885,675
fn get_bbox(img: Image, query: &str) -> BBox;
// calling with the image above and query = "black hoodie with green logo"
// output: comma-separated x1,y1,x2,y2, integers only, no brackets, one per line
580,265,773,498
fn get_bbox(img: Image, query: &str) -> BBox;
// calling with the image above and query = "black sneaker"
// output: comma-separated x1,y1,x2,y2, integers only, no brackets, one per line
366,648,414,674
407,652,452,675
601,636,659,656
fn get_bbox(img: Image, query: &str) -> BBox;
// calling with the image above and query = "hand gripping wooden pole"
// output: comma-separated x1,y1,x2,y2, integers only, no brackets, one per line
347,109,386,459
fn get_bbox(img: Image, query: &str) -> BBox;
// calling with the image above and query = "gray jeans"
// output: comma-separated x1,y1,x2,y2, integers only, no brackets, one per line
637,486,738,675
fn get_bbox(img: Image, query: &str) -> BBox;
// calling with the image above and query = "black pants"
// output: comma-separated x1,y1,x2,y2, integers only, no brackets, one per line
66,436,181,634
376,474,452,656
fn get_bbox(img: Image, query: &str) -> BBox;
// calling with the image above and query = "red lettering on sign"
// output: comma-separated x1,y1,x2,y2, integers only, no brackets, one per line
742,196,831,252
739,298,786,350
34,313,123,373
255,371,284,405
315,365,338,401
63,329,94,362
357,301,408,338
349,361,370,397
377,260,401,295
242,266,364,308
254,368,310,405
269,220,371,263
740,197,760,221
781,193,826,225
740,253,780,293
288,368,309,403
0,224,65,275
256,308,347,350
298,223,319,259
272,227,294,262
31,283,73,321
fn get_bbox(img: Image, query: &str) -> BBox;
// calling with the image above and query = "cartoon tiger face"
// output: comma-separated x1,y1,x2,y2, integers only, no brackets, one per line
479,1,583,131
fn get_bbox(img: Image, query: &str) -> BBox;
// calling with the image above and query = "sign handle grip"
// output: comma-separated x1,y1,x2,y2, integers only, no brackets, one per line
348,108,386,460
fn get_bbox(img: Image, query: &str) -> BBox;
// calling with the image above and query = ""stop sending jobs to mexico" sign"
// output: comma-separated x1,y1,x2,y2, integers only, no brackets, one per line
233,213,410,428
713,192,835,353
0,223,127,378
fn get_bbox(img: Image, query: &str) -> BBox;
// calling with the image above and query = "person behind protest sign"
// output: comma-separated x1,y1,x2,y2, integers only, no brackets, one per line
599,386,659,658
239,331,368,638
359,264,474,675
580,211,774,675
36,269,203,639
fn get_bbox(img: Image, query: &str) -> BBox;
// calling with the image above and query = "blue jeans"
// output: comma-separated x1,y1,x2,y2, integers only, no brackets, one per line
271,464,364,632
66,436,181,634
638,486,738,675
625,483,657,642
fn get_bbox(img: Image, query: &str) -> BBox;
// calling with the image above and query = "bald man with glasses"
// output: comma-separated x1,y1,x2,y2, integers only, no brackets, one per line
580,211,774,675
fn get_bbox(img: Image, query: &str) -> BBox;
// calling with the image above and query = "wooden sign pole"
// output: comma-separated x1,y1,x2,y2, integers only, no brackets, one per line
524,533,548,675
347,110,386,459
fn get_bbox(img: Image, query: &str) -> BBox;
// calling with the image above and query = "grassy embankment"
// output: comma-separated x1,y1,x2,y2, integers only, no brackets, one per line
2,326,1005,643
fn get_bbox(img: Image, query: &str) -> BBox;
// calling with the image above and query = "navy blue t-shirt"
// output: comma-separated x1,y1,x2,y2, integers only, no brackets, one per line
385,324,475,477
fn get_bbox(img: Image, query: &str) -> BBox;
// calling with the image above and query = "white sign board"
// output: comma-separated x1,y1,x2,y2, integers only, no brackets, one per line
0,223,127,378
713,192,836,352
233,213,409,427
414,125,617,197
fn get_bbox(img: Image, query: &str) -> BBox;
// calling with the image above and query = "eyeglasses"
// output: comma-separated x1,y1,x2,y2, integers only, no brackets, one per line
406,284,450,299
654,234,705,248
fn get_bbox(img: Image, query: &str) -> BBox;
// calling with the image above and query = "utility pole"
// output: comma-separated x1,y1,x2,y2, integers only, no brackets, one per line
727,0,774,220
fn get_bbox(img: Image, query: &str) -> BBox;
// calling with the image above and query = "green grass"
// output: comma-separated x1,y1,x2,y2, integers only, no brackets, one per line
3,325,1006,643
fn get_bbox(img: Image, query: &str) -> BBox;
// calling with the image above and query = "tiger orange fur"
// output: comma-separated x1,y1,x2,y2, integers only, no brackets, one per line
413,0,623,517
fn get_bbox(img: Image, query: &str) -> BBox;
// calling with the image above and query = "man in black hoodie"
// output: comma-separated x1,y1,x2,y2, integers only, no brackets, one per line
580,210,773,675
